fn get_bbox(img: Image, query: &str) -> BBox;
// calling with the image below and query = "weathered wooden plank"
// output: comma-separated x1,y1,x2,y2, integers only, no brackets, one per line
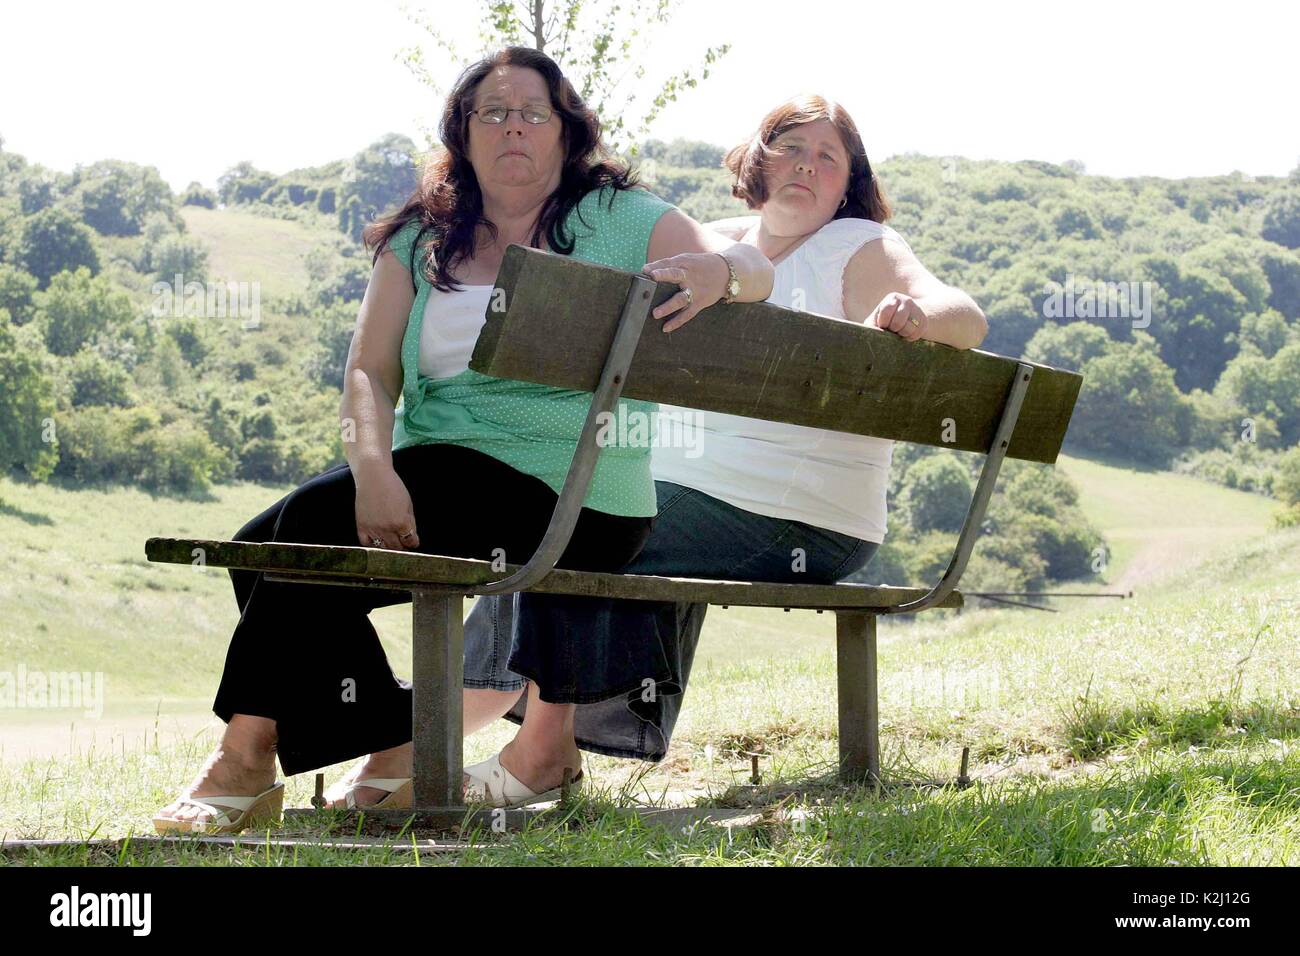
472,244,1082,464
145,537,962,610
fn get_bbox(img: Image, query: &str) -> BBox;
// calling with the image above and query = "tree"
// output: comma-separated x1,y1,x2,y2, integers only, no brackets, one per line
181,182,217,208
65,347,134,407
307,301,361,389
13,163,65,215
338,134,420,242
1184,388,1254,452
1233,309,1292,358
1258,246,1300,320
0,309,58,479
163,316,212,367
674,175,747,223
35,267,135,356
1214,341,1300,447
217,161,276,205
640,138,725,169
998,462,1101,580
1276,446,1300,507
0,263,39,324
1024,321,1113,370
1068,341,1191,465
69,159,174,236
1138,254,1247,392
901,455,972,533
976,257,1057,357
1049,199,1100,240
51,404,229,492
17,206,100,287
309,254,370,306
1183,238,1270,314
145,231,209,284
1261,190,1300,249
399,0,730,156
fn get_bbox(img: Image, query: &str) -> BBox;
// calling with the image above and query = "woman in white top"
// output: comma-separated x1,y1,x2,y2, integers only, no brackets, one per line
450,94,990,807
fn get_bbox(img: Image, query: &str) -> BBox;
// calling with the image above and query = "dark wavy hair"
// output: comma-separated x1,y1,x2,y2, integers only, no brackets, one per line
364,46,637,292
725,94,891,223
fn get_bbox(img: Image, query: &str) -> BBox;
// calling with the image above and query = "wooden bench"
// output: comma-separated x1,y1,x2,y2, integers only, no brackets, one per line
145,244,1082,827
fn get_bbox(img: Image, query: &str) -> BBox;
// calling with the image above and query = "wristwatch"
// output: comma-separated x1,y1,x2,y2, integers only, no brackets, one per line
716,251,741,304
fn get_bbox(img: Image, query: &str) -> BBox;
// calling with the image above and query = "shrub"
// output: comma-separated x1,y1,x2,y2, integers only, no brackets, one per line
52,405,228,492
66,348,134,407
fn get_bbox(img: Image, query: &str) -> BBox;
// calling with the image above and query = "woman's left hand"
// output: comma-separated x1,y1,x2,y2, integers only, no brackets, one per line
642,252,729,333
868,292,929,342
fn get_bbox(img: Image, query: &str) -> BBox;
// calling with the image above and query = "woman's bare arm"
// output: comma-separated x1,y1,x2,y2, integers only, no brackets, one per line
340,249,409,478
643,209,774,332
338,247,423,549
842,239,988,350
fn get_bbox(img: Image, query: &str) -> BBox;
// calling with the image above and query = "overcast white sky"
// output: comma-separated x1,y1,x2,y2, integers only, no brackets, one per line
2,0,1295,191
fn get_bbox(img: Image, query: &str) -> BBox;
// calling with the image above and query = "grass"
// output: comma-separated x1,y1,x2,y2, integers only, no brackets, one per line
5,741,1296,866
179,205,321,303
1055,452,1279,592
2,458,1298,865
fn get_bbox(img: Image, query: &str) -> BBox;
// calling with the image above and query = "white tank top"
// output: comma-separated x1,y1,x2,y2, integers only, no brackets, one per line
417,283,494,379
651,218,908,542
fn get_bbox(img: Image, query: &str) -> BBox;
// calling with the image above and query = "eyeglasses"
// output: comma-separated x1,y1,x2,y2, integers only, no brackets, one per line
468,105,553,125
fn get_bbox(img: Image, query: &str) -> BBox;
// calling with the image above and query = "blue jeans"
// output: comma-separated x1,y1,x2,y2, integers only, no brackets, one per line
464,481,878,760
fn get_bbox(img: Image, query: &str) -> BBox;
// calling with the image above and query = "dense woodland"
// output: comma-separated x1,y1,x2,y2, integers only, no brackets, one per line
2,132,1298,591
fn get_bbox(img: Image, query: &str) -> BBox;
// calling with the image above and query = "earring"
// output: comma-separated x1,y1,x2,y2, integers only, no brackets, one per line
838,195,848,209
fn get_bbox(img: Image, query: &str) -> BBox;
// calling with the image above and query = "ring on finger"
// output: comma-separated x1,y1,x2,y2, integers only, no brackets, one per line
681,286,693,305
370,536,384,548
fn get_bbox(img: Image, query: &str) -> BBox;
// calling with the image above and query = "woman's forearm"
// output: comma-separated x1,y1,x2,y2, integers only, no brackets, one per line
916,287,988,350
340,368,397,481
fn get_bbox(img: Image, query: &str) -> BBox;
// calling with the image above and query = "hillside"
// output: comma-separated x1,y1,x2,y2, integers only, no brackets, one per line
178,205,319,303
1055,453,1279,592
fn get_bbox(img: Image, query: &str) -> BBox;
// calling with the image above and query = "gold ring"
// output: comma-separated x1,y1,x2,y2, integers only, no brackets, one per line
909,316,920,326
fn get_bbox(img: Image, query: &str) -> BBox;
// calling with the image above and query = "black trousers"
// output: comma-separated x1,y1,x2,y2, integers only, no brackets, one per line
213,442,651,776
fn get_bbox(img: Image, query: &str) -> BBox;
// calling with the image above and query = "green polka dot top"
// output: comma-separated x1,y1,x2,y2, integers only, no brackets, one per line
386,185,672,517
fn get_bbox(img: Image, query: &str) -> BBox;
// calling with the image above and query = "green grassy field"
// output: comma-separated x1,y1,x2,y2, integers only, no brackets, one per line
179,206,321,303
1055,454,1279,593
1,459,1297,865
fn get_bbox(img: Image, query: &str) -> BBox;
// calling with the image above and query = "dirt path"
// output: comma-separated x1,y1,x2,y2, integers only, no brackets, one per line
0,708,218,765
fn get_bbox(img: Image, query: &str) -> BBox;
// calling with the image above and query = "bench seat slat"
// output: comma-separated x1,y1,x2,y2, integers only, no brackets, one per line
471,244,1082,464
145,538,961,610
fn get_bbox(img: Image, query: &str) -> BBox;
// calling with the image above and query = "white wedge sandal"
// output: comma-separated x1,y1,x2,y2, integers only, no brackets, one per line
341,777,413,810
153,782,285,835
462,752,583,809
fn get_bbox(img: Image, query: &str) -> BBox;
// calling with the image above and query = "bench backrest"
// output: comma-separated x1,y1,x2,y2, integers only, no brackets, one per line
470,245,1082,463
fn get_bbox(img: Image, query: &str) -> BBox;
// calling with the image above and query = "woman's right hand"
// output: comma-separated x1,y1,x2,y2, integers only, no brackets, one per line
354,465,421,550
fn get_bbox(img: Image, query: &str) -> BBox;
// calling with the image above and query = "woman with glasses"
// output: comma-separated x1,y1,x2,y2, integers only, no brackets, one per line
455,94,990,807
151,46,774,833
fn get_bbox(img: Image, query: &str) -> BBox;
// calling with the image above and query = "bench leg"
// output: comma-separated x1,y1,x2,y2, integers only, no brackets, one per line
835,610,880,785
411,588,464,809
